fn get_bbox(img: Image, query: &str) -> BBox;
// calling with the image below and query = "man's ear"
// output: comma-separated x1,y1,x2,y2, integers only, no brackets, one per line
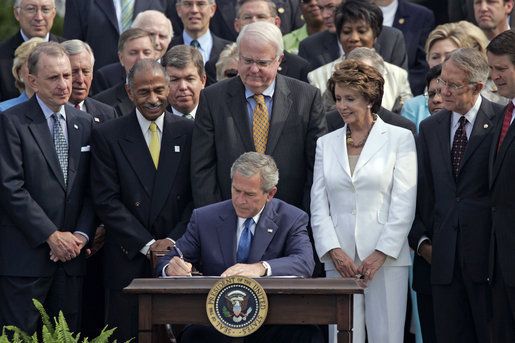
125,83,134,102
266,186,278,201
27,73,38,93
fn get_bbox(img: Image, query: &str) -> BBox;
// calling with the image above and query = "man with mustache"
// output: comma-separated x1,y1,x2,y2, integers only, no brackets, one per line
90,59,193,342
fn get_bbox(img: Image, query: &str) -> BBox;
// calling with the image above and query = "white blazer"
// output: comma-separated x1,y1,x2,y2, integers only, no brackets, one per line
310,117,417,271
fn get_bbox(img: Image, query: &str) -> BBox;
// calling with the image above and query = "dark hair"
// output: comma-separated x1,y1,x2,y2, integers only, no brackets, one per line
328,59,384,113
335,0,383,39
425,64,442,89
117,28,152,53
161,45,205,78
487,29,515,66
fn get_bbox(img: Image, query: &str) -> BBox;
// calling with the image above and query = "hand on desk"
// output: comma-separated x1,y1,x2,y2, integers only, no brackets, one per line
221,263,266,278
47,231,83,262
165,256,193,276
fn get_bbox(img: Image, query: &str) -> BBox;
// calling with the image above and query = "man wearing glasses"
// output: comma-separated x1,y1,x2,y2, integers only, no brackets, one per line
412,48,503,343
191,21,326,214
0,0,63,102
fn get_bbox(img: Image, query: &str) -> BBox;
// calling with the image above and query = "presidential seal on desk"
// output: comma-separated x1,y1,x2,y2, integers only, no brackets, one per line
206,276,268,337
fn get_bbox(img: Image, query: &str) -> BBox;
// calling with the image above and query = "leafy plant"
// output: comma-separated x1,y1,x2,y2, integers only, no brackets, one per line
0,299,124,343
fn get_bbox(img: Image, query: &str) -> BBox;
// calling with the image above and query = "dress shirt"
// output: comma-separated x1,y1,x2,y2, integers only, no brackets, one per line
509,98,515,125
283,24,308,55
244,81,275,128
20,30,49,42
171,105,198,119
113,0,123,32
0,92,29,111
136,109,165,255
182,30,213,64
450,95,481,144
69,100,85,112
379,0,398,27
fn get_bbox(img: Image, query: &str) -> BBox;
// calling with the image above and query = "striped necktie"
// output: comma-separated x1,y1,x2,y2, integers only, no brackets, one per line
120,0,134,32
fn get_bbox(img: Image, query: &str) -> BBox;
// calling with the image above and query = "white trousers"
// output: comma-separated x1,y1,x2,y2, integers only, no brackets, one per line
327,265,409,343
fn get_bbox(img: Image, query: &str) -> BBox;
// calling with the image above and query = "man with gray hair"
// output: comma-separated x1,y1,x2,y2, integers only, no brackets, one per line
191,21,326,213
0,0,63,101
411,47,504,343
61,39,116,124
158,151,322,342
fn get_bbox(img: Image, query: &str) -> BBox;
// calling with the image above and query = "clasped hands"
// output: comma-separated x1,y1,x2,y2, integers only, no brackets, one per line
47,231,88,262
165,256,266,278
329,247,387,282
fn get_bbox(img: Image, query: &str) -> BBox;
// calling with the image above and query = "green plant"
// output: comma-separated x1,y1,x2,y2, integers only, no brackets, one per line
0,299,124,343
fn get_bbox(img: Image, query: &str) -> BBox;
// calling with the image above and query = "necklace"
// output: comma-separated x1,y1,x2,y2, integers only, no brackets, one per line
346,113,377,148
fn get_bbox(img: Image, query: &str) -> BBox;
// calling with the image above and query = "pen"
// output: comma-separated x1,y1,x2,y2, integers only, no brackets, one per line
174,245,185,260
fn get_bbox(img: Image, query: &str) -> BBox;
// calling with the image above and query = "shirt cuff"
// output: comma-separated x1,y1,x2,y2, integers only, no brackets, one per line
417,236,431,254
262,261,272,276
74,230,89,243
140,239,156,256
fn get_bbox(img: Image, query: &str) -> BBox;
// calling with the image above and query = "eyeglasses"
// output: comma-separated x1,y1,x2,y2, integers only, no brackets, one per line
223,69,238,78
179,1,210,9
15,5,55,16
239,55,278,68
436,78,476,92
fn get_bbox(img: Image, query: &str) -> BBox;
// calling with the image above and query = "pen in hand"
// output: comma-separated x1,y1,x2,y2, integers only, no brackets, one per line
174,245,193,276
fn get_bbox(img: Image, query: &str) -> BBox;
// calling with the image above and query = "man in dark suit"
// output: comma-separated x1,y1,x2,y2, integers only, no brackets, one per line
61,40,116,124
413,48,503,343
191,21,326,211
298,0,408,70
158,152,322,343
93,28,154,117
0,42,95,333
169,0,231,85
326,107,416,134
474,0,513,41
486,30,515,342
374,0,435,96
63,0,176,71
90,59,193,342
0,0,64,102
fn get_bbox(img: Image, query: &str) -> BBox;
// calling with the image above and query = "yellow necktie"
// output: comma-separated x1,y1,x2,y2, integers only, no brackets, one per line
149,122,160,169
253,94,269,154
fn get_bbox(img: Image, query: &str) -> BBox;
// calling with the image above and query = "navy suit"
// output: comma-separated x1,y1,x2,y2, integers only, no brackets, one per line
0,32,64,101
0,96,95,333
83,97,117,123
91,62,125,95
93,82,133,117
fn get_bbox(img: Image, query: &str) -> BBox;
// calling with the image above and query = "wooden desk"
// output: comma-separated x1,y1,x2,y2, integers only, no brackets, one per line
125,277,365,343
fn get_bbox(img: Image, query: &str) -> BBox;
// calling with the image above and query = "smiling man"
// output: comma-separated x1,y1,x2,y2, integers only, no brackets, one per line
474,0,513,41
90,59,193,342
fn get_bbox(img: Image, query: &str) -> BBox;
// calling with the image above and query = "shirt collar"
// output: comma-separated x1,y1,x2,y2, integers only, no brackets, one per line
237,204,266,232
136,109,165,133
183,30,212,50
69,100,85,111
244,80,276,99
37,95,66,120
452,95,482,128
171,104,198,118
20,30,49,42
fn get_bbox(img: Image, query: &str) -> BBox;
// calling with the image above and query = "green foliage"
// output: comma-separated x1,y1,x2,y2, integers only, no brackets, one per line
0,299,124,343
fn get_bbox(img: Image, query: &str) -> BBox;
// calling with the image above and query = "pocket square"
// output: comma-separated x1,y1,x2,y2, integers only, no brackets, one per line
81,145,91,152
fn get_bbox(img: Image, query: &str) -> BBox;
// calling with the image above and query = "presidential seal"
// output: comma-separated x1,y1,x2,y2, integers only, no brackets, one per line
206,276,268,337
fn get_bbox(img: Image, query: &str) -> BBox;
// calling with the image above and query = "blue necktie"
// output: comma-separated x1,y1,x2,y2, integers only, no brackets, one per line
236,218,253,263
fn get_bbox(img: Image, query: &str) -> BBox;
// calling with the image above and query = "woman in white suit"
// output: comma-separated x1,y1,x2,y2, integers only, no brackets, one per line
311,60,417,343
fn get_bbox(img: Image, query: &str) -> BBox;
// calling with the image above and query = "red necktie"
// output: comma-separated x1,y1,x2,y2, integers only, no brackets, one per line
497,102,514,151
74,103,80,110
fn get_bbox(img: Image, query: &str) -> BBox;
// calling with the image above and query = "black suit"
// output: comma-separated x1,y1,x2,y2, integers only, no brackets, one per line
0,96,95,333
192,74,326,211
489,101,515,342
326,107,416,134
298,27,408,70
413,98,502,343
90,111,193,341
91,62,125,95
63,0,176,70
93,82,133,117
0,32,64,101
82,97,117,123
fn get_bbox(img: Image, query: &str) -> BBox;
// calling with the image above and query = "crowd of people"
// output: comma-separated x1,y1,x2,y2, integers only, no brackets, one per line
0,0,514,342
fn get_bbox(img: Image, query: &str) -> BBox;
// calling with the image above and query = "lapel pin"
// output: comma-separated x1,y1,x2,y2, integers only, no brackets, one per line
174,145,180,152
267,229,273,233
484,124,489,129
399,18,405,24
94,117,100,123
278,7,285,13
73,124,79,130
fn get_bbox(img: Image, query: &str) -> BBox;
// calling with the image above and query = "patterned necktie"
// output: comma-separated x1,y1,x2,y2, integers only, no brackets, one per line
52,113,68,185
148,122,160,169
497,102,514,151
74,103,80,110
252,94,269,154
451,116,468,178
236,218,254,263
190,39,201,49
184,113,194,120
120,0,134,32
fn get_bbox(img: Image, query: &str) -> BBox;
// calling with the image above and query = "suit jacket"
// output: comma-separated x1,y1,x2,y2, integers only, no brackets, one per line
90,111,194,289
410,97,502,285
311,117,416,271
63,0,176,70
83,97,117,124
393,0,435,96
326,108,416,134
0,96,96,277
298,27,409,71
91,63,125,95
93,82,133,117
191,74,327,211
489,102,515,287
156,198,315,277
0,32,64,101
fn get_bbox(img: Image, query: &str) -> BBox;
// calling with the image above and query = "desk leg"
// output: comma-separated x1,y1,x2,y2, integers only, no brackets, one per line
139,295,152,343
336,295,353,343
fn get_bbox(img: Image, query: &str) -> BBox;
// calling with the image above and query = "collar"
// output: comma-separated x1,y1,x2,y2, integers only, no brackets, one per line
37,95,66,120
237,204,266,231
69,100,85,111
20,30,49,42
136,109,165,133
171,104,198,118
379,0,399,27
451,95,482,128
244,80,276,99
182,30,212,49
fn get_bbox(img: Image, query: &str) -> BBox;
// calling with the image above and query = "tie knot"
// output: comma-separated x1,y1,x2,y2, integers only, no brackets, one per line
190,39,201,49
52,113,62,121
149,121,158,133
244,218,254,228
459,116,467,126
253,94,265,105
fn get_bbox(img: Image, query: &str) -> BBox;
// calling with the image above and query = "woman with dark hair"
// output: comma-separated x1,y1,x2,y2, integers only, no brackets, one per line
311,59,417,343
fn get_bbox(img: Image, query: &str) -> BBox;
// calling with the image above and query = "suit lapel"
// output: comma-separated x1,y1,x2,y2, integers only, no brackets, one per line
216,208,238,267
267,76,292,155
118,113,155,197
64,106,82,194
228,78,254,151
322,32,339,64
148,113,185,225
353,118,388,177
392,0,408,30
331,128,351,178
435,110,453,178
26,98,66,190
95,0,119,33
115,83,134,116
248,202,278,262
492,107,515,187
